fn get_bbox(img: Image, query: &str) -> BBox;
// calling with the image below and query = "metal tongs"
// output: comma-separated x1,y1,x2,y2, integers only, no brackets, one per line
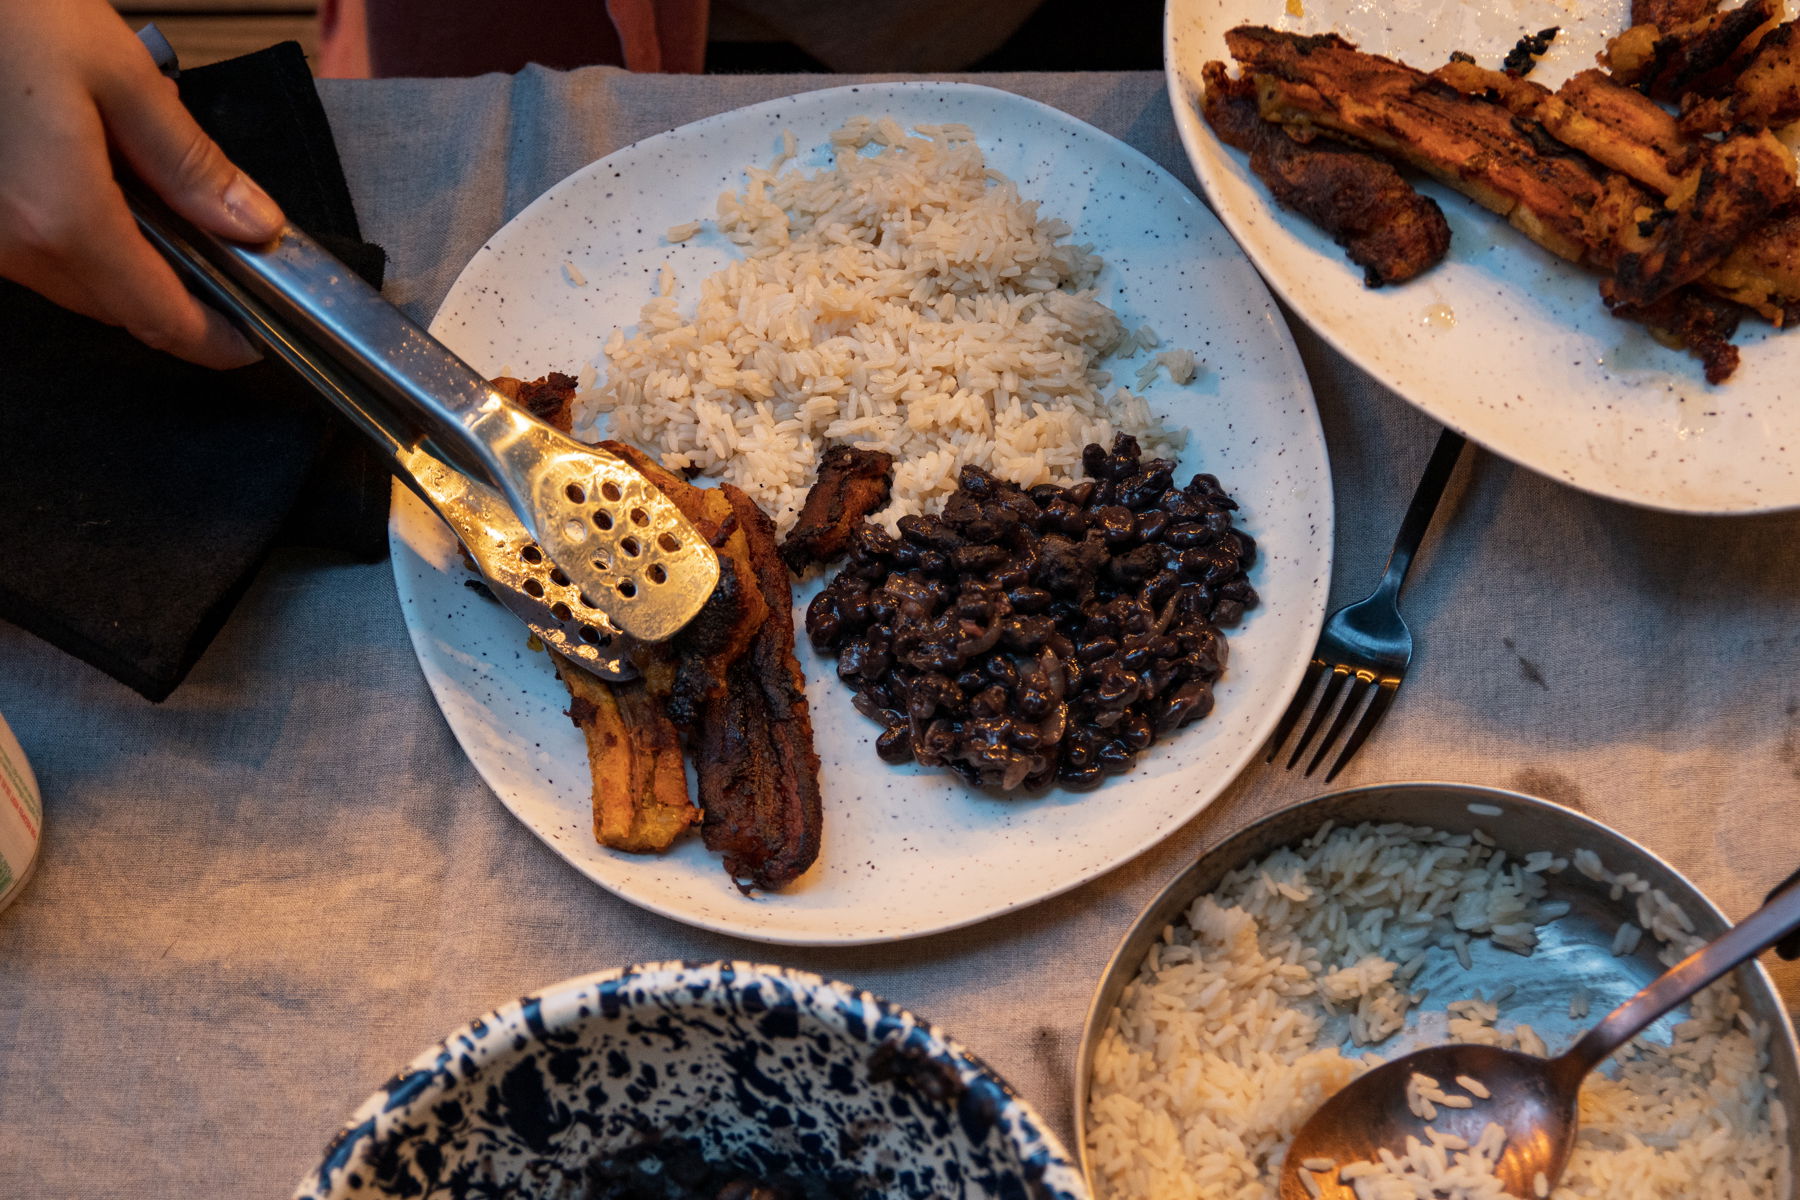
124,186,721,679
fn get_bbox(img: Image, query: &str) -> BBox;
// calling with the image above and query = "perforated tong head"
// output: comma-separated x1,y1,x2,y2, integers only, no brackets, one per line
124,183,718,655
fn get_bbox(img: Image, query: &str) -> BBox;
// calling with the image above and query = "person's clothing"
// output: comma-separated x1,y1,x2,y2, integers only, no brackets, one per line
316,0,1038,78
318,0,706,76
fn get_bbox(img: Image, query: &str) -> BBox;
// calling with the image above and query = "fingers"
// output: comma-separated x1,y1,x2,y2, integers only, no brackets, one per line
93,47,284,244
98,208,261,368
0,0,264,367
16,248,256,371
3,112,258,367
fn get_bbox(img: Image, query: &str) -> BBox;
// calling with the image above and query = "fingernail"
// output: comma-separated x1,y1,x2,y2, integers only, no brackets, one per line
204,307,262,369
223,172,284,238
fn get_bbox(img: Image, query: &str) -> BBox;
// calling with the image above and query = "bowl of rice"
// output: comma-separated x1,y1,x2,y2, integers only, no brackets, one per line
1076,782,1797,1200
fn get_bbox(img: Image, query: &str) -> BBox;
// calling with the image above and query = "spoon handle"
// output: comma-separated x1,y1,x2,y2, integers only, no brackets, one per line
1559,866,1800,1081
1769,866,1800,960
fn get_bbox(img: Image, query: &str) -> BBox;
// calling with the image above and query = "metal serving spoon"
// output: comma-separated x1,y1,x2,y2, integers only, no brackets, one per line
1280,867,1800,1199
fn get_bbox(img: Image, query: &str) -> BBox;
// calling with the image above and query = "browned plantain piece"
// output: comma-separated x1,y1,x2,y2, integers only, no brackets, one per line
1607,287,1746,381
1634,0,1721,31
780,446,896,571
602,440,770,729
490,372,579,429
495,377,770,728
1542,69,1695,194
1680,18,1800,131
1430,58,1552,113
1708,208,1800,324
1450,65,1800,322
1608,129,1798,306
489,379,706,855
1432,63,1699,195
1202,60,1451,286
1227,27,1646,269
557,659,696,852
1604,0,1782,100
1605,24,1666,85
495,377,823,887
696,486,823,891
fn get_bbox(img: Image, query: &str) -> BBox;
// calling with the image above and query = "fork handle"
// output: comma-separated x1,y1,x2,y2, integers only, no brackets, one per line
1374,429,1466,600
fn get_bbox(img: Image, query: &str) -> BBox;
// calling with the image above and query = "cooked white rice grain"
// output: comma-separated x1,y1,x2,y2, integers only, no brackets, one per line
581,118,1181,536
665,220,702,243
1085,822,1786,1200
563,260,587,287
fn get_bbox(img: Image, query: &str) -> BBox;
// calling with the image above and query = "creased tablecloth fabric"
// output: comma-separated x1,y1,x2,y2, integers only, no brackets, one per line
0,69,1795,1197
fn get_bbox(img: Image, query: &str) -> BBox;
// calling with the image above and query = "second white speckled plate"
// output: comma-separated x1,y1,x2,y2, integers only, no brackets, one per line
395,82,1331,945
1168,0,1800,514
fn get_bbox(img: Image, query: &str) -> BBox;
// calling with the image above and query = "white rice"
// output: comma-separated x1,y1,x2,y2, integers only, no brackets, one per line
1086,821,1789,1200
1134,348,1201,389
1407,1071,1442,1121
1337,1121,1514,1200
580,118,1185,536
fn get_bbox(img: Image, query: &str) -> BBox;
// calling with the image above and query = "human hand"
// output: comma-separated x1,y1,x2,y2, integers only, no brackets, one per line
0,0,285,368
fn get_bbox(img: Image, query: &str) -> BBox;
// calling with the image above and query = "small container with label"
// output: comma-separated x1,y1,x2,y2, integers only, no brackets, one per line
0,712,42,915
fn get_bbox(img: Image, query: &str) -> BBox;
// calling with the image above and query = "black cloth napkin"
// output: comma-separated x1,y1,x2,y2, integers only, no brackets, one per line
0,43,390,702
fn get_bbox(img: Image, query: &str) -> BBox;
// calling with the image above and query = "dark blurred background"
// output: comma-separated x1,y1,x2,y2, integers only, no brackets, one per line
113,0,1164,74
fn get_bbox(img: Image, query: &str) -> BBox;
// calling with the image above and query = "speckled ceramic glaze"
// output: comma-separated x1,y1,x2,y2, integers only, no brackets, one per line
397,82,1331,944
1167,0,1800,514
293,962,1087,1200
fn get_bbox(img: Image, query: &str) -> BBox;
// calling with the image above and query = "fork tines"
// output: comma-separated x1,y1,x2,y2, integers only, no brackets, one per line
1264,659,1400,782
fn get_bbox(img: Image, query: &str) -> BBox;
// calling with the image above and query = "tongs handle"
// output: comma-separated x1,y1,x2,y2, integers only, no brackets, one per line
124,179,722,644
121,184,437,492
122,180,509,491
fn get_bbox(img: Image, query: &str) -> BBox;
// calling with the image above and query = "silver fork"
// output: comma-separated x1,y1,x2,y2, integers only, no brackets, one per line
1264,428,1467,781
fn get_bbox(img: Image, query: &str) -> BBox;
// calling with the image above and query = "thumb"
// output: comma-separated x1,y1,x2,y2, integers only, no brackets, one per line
96,66,285,243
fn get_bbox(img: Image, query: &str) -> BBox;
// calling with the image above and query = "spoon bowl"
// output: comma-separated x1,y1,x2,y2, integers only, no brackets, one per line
1281,1045,1572,1199
1280,862,1800,1199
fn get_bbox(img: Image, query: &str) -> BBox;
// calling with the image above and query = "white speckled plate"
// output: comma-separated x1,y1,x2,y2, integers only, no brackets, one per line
395,81,1330,945
1168,0,1800,514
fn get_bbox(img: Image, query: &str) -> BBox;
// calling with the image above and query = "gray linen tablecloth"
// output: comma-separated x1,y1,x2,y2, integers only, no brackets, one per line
1,69,1797,1196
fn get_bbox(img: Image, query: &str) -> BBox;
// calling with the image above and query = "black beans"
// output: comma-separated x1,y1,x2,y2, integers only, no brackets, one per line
1094,505,1136,548
876,724,913,762
804,435,1257,793
964,684,1003,718
951,544,1006,573
1076,637,1119,664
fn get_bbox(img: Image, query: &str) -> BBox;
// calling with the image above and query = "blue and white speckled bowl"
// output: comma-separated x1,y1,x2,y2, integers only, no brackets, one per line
295,962,1087,1200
